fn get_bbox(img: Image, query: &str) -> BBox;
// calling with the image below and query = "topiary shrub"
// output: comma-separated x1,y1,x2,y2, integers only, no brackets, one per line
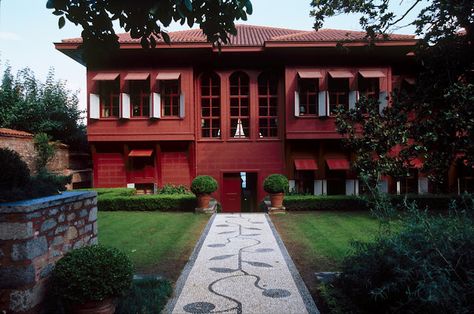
51,245,133,305
263,174,289,194
190,175,218,195
0,148,31,191
158,184,192,195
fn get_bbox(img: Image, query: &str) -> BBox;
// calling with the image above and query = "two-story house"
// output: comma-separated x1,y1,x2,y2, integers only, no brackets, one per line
56,24,428,211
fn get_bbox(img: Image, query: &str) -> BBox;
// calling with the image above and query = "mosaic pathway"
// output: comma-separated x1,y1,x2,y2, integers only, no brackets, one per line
165,213,319,314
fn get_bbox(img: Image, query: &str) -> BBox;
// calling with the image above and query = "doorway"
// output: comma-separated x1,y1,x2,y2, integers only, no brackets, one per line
222,172,257,212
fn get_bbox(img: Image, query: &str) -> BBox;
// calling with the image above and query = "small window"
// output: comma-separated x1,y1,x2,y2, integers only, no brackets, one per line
99,80,120,118
160,80,180,117
258,72,279,138
359,75,379,100
130,80,150,117
299,78,318,116
328,78,349,115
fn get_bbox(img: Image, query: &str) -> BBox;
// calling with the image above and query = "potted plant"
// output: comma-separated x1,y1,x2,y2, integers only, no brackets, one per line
191,175,218,209
263,174,289,208
51,245,133,314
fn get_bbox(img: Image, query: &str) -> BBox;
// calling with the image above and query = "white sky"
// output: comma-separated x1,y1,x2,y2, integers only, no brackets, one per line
0,0,423,114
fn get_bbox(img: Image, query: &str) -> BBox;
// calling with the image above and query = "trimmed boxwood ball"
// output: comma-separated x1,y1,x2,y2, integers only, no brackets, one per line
191,175,218,195
263,174,289,194
51,245,133,305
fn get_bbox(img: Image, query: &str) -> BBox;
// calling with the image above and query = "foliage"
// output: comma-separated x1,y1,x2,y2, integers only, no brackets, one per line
34,133,55,171
46,0,253,56
98,194,196,211
263,174,289,194
0,148,30,191
158,184,192,195
51,245,133,305
82,188,136,197
191,175,218,195
283,195,368,211
0,65,86,149
116,278,172,314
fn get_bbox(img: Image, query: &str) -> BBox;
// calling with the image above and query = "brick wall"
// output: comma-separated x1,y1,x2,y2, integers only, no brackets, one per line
0,136,36,173
0,191,98,313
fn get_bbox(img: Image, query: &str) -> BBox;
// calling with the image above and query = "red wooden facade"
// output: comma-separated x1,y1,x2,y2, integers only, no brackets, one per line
57,24,470,210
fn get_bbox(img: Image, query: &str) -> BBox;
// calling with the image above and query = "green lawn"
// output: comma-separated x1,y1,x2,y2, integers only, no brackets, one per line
98,211,209,280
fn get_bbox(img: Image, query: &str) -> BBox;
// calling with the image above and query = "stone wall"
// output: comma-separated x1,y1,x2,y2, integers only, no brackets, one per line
0,191,98,313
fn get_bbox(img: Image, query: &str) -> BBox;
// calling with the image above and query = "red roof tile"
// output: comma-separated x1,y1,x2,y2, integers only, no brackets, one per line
61,24,415,47
0,128,33,138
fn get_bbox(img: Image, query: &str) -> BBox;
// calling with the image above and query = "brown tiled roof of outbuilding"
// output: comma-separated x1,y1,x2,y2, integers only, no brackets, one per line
0,128,33,138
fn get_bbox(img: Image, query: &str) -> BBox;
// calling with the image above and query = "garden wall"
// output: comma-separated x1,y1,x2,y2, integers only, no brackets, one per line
0,191,98,313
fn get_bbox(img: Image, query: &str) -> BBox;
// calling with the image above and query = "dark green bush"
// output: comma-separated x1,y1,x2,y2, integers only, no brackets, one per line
284,195,368,211
116,278,172,314
191,175,218,195
51,245,133,305
263,174,289,193
0,148,30,190
98,194,196,211
158,184,192,195
34,132,55,171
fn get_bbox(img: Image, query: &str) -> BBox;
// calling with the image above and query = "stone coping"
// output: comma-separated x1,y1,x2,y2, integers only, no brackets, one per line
0,191,97,213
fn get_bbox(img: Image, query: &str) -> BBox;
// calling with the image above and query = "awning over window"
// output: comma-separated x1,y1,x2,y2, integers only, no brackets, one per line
328,70,354,78
359,70,386,78
298,71,323,79
124,73,150,80
92,73,119,81
128,149,153,157
408,158,423,169
156,72,181,80
404,77,416,85
294,159,318,170
326,158,350,170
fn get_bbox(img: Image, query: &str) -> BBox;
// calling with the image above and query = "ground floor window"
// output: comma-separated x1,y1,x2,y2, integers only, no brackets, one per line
294,170,315,194
399,169,418,194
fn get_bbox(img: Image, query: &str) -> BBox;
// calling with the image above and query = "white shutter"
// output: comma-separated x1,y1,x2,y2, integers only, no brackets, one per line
294,91,300,117
89,93,100,119
151,93,161,119
418,177,429,194
120,93,130,119
349,91,359,110
289,180,296,193
379,91,388,114
378,179,389,193
318,91,327,116
179,92,185,118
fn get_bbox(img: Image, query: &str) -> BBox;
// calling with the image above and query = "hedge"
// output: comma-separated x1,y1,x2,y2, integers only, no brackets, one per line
81,188,136,197
98,194,196,211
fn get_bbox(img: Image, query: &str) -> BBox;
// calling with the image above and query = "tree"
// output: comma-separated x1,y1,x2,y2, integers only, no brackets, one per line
312,0,474,190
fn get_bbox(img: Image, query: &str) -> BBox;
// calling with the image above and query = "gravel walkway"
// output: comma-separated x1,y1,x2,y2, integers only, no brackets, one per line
165,213,319,314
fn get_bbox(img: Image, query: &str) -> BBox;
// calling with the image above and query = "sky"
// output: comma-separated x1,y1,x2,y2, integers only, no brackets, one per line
0,0,422,114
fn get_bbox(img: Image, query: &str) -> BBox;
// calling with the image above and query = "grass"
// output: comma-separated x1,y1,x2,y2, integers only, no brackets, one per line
98,211,209,280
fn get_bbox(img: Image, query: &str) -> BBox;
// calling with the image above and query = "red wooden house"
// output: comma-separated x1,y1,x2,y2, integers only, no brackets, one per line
57,24,451,211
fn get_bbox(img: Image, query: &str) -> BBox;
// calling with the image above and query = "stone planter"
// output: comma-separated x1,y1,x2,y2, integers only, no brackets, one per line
70,298,115,314
196,194,212,209
270,192,285,208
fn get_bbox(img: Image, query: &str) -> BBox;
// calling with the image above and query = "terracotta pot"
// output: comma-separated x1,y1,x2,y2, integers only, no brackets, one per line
270,192,284,208
197,194,212,209
71,298,116,314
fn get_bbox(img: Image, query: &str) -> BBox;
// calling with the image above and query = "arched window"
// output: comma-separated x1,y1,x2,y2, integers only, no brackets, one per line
200,72,221,138
229,72,250,138
258,72,279,138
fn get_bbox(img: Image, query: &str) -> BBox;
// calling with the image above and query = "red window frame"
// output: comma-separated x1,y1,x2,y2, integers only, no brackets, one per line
299,78,319,116
229,72,250,138
258,73,279,138
328,77,349,115
359,76,380,100
200,73,221,138
130,80,150,117
99,80,120,118
160,80,180,117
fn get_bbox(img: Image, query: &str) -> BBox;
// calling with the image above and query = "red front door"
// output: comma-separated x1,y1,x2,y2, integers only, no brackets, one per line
222,174,241,212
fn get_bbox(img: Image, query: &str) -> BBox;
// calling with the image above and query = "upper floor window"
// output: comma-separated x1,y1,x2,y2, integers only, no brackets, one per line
229,72,250,138
160,80,180,117
130,80,150,117
99,80,120,118
358,75,379,100
298,78,318,116
200,72,221,138
258,72,279,138
328,77,349,115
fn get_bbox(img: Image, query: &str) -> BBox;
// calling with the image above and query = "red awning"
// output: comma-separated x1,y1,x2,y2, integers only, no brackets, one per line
328,70,354,78
359,70,386,78
326,158,350,170
156,72,181,80
404,77,416,85
408,158,423,169
124,73,150,80
298,71,323,79
128,149,153,157
92,73,119,81
294,159,318,170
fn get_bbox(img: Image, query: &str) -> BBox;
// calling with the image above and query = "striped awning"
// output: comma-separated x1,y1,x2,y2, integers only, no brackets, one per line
128,149,153,157
92,73,119,80
124,73,150,80
326,158,350,170
294,159,318,170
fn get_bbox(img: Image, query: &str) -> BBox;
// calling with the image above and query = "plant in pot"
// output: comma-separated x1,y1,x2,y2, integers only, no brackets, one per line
191,175,218,209
51,245,133,314
263,174,289,208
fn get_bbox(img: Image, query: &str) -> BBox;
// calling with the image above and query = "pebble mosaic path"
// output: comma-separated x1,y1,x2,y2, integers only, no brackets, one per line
165,213,319,314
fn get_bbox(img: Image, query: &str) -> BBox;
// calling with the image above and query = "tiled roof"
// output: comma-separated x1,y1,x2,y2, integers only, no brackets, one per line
0,128,33,138
61,24,415,46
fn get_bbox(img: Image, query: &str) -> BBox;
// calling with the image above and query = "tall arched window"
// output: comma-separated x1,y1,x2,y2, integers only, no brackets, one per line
258,72,279,138
229,72,250,138
200,72,221,138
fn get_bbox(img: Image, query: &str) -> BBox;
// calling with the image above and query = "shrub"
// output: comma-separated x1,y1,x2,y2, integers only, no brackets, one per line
34,132,55,171
158,184,192,195
283,195,368,211
98,194,196,211
263,174,289,194
190,175,218,195
116,278,172,314
51,245,133,305
0,148,30,191
81,188,136,197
